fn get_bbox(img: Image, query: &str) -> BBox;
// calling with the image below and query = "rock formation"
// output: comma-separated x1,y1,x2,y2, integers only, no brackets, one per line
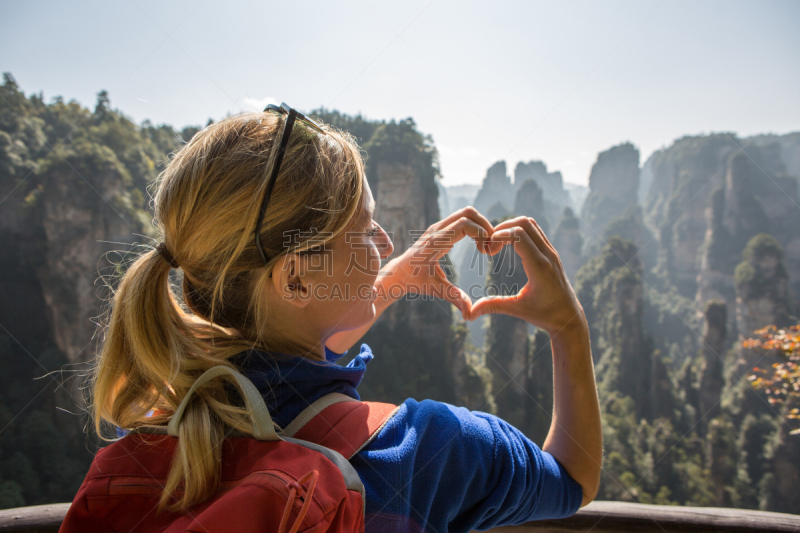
565,182,589,213
638,153,654,204
371,162,437,268
513,160,562,200
698,301,726,426
643,134,739,298
749,132,800,187
486,200,510,221
473,161,514,215
693,141,800,340
734,234,792,340
0,87,163,443
581,143,640,257
513,160,572,230
575,237,651,419
525,329,555,444
470,159,572,234
645,133,800,314
736,413,777,508
513,179,549,233
552,207,583,282
602,205,658,274
706,416,738,507
35,150,149,366
0,98,154,370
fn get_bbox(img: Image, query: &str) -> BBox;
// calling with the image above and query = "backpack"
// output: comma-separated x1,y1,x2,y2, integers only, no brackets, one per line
59,366,398,533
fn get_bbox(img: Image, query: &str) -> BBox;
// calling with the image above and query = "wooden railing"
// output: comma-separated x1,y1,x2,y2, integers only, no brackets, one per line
1,501,799,532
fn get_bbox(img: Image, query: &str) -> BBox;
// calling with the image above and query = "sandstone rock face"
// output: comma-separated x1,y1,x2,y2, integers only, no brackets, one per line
513,179,548,233
581,143,640,257
643,135,738,298
0,142,151,426
588,143,640,202
732,235,792,376
374,163,435,263
749,132,800,188
458,250,490,351
638,154,654,204
696,144,800,337
696,187,734,331
473,161,514,215
611,269,645,361
645,132,800,324
458,162,510,351
650,351,676,421
736,293,790,336
699,301,726,426
600,264,651,420
722,154,771,239
552,207,583,283
576,238,652,419
735,244,791,339
1,149,149,371
513,160,572,231
35,167,144,366
372,160,445,336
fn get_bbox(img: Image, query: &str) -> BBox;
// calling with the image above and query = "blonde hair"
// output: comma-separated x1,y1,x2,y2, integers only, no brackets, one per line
92,110,366,510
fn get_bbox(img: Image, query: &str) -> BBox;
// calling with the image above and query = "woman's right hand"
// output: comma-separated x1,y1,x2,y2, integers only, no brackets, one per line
386,206,500,321
469,216,587,335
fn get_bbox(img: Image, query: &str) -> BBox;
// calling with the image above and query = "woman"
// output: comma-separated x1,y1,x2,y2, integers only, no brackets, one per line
91,104,602,532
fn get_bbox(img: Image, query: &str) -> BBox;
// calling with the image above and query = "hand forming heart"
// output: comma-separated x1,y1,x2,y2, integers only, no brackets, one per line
387,209,585,335
468,216,585,334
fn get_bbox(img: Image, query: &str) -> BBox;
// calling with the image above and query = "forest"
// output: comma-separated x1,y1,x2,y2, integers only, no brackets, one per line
0,72,798,514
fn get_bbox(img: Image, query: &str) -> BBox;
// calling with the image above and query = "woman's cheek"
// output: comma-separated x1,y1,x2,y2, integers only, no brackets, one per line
370,244,383,274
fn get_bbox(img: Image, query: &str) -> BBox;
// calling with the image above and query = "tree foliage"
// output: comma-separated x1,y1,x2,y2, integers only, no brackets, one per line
746,325,800,433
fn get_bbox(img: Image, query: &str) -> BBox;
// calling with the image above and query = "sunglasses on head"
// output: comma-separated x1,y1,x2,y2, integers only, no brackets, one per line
254,103,328,267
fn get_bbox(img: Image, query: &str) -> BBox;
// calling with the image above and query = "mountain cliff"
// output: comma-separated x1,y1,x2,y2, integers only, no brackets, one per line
581,143,640,258
696,145,800,338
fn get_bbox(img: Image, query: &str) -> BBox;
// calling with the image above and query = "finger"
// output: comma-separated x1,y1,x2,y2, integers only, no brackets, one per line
491,216,550,257
437,206,494,248
452,285,472,321
434,264,473,320
490,226,548,267
469,294,521,321
440,217,494,256
527,217,558,258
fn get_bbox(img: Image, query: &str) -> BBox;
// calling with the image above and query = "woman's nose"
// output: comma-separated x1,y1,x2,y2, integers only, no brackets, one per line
378,226,394,259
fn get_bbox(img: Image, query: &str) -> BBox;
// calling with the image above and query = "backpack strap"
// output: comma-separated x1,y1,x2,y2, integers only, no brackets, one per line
168,365,281,441
281,392,358,437
282,393,399,460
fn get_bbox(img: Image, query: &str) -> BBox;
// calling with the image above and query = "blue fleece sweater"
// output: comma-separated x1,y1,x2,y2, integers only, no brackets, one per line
238,343,583,533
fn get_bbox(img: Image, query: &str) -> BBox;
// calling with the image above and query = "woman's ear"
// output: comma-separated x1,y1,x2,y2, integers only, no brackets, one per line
271,253,312,308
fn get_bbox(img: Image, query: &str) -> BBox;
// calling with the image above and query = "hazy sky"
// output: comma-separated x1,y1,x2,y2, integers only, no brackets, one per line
2,0,799,188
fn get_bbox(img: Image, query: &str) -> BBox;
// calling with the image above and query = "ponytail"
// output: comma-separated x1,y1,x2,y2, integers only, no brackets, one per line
93,247,255,510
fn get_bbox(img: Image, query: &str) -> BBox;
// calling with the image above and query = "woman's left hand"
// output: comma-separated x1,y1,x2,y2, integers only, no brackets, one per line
381,207,502,321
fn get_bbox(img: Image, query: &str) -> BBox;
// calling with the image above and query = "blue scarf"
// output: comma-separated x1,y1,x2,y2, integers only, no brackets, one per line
235,343,373,429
